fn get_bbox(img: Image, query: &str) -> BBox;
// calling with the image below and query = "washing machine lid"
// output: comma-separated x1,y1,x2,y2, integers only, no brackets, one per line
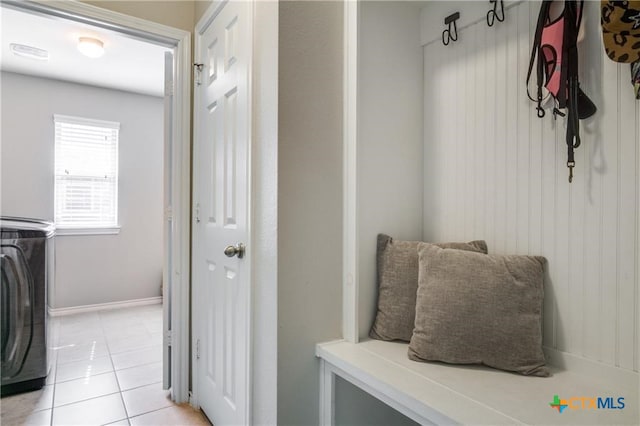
0,217,55,238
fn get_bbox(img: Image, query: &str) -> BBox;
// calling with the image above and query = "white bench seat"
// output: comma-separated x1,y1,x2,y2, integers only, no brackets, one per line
316,339,639,425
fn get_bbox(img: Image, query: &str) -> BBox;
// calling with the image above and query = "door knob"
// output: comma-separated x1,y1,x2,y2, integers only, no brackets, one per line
224,243,245,259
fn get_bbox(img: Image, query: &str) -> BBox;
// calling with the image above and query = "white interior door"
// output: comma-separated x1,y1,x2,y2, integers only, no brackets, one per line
193,1,252,424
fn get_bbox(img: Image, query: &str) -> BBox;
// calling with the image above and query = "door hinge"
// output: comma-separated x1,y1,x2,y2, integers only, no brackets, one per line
194,63,204,86
196,339,201,360
164,79,174,96
165,205,173,222
165,330,172,346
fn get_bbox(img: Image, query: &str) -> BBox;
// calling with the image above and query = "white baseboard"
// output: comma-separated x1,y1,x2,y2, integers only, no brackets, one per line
48,296,162,317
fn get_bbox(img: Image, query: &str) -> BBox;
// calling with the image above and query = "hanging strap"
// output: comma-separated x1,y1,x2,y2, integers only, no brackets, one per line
526,0,552,118
527,0,585,182
563,0,584,182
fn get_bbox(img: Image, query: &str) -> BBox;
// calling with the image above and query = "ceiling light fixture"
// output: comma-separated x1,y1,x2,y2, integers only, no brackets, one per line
77,37,104,58
10,43,49,61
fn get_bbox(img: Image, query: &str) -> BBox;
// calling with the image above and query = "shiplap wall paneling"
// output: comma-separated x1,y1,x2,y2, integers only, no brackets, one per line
422,0,638,372
618,64,639,371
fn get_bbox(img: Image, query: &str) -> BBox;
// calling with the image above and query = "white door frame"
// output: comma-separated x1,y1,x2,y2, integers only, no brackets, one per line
343,0,359,344
2,0,192,403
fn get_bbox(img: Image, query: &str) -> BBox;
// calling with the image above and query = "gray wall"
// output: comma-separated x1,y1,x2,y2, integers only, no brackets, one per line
357,1,425,340
1,72,164,308
82,0,197,33
278,1,343,424
335,377,419,426
340,2,426,423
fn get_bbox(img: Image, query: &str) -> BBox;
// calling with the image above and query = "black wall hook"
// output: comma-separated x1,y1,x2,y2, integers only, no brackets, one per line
487,0,505,27
442,12,460,46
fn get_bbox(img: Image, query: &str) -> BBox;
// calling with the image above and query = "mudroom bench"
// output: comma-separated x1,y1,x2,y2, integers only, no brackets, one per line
316,339,639,425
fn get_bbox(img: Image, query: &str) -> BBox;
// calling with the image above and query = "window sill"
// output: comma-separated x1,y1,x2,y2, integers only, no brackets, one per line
55,226,121,236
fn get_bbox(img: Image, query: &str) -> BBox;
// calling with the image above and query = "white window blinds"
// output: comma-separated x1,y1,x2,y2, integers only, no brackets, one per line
54,115,120,228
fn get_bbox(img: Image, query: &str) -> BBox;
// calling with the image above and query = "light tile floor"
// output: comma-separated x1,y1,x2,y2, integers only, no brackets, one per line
1,304,210,426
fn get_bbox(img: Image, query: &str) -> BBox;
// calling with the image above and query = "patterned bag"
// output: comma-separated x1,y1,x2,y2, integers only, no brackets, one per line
632,61,640,99
601,0,640,63
601,1,640,99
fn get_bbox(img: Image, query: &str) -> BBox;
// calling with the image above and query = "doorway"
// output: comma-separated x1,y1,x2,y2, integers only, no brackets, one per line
0,0,191,410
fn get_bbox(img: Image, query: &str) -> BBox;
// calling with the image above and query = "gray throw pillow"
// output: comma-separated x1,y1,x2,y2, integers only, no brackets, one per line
369,234,488,342
408,243,549,377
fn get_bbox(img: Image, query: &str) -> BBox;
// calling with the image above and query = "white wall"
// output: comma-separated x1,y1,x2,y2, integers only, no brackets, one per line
419,0,522,46
1,72,164,309
356,1,425,340
422,1,639,372
278,1,343,424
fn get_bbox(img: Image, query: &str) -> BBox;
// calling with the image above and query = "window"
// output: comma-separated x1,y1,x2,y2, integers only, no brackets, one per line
54,115,120,234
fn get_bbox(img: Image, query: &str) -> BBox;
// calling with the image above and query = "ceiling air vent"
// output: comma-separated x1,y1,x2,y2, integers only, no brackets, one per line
10,43,49,61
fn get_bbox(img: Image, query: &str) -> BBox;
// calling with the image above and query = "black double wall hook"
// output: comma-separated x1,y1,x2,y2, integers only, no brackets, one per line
442,12,460,46
487,0,505,27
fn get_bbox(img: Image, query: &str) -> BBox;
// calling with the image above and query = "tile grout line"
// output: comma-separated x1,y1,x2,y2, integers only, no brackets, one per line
52,390,121,410
103,307,168,424
53,318,113,417
126,404,181,423
53,367,162,390
50,318,60,426
55,358,111,383
55,341,161,369
55,353,161,382
100,311,132,422
42,307,163,425
109,343,160,358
